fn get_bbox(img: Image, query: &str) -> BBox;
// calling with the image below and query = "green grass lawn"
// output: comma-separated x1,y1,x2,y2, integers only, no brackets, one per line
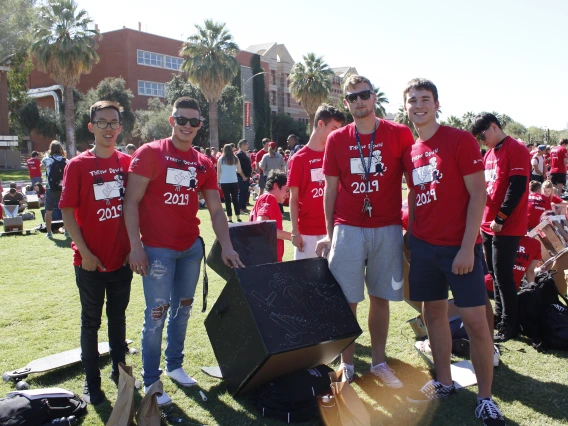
0,168,32,183
0,206,567,425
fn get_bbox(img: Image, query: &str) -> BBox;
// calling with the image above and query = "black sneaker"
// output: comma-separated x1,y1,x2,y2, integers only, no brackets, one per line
406,379,456,403
494,324,517,343
475,398,506,425
109,370,119,385
83,377,104,405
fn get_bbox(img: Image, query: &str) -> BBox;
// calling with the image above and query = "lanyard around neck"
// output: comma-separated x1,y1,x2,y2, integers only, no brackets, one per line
354,121,378,184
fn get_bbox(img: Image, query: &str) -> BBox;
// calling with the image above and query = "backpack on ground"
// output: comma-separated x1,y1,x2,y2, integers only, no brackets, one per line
47,158,66,191
0,388,86,426
255,364,333,423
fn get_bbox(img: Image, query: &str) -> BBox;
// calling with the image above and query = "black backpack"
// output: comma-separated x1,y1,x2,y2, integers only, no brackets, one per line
48,158,66,191
517,270,568,351
0,389,86,426
255,365,333,423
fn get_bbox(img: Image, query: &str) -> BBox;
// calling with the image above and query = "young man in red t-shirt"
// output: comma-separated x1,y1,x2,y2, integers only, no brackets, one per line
316,75,414,388
124,97,243,406
401,79,504,424
250,170,291,261
256,138,270,194
287,104,345,259
60,101,133,405
26,151,43,186
472,113,530,343
549,138,568,195
527,180,552,230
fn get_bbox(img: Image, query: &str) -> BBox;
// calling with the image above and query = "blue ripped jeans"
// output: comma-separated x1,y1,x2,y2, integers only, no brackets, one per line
141,240,202,386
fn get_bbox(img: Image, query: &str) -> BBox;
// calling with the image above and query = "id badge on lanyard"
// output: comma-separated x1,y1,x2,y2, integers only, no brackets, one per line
355,121,378,218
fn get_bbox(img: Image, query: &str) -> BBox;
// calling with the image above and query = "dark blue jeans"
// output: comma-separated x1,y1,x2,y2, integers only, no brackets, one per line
75,265,132,379
238,179,250,209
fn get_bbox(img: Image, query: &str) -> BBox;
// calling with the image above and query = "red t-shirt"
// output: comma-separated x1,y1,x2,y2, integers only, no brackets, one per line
551,194,563,204
402,126,484,246
129,138,217,251
256,150,268,168
27,158,42,179
250,193,284,261
59,150,131,272
483,137,530,236
323,120,414,228
207,155,218,169
287,146,326,236
527,193,552,229
550,145,567,174
513,236,542,289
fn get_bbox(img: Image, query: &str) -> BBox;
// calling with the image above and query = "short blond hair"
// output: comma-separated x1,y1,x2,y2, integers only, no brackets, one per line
542,180,554,191
343,75,372,93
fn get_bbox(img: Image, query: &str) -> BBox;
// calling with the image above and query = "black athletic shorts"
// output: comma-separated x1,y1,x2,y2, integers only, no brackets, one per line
550,172,566,186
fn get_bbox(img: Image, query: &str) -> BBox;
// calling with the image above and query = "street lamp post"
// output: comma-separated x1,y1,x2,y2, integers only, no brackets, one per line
242,71,268,139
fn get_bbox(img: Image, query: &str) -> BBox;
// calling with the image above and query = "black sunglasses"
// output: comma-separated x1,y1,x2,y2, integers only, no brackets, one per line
173,115,201,127
345,90,373,103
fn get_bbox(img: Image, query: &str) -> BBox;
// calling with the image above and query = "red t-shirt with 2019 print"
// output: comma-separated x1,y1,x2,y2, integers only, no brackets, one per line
129,138,217,251
322,120,414,228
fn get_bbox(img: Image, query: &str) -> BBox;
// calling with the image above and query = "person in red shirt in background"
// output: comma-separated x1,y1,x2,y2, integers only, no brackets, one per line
27,151,43,186
124,97,243,406
527,181,552,230
288,104,345,260
316,75,413,388
60,101,133,405
205,148,218,170
250,170,291,261
542,180,568,215
256,138,270,195
472,112,530,343
549,138,568,195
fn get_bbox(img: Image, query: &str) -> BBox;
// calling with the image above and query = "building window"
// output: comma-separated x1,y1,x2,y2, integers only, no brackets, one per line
137,49,183,71
165,55,184,70
272,110,276,116
271,70,276,85
138,80,166,97
271,91,276,106
287,93,290,107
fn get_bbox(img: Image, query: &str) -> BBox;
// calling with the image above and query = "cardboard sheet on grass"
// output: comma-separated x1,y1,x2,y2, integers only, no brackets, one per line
319,371,371,426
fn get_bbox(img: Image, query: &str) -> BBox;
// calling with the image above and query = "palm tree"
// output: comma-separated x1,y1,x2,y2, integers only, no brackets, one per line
446,115,463,129
180,20,239,151
373,86,389,118
395,105,412,128
462,111,476,132
31,0,99,157
288,53,333,133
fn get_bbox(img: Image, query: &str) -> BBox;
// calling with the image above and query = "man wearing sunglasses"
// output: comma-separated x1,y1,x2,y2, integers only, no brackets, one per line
316,75,414,387
471,113,530,344
60,100,133,405
124,96,244,406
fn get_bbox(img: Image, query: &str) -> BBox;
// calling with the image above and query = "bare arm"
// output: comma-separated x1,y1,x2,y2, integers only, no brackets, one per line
123,173,151,275
526,259,539,283
315,175,339,258
236,159,246,180
453,171,487,275
62,207,105,271
288,186,303,251
203,188,244,268
258,215,292,241
217,162,221,184
405,174,416,249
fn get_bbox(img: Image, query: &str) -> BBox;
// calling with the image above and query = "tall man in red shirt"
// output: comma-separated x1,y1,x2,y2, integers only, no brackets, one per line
472,112,530,343
549,138,568,195
288,104,345,259
60,101,133,405
26,151,43,186
316,75,413,387
124,97,243,406
401,80,505,425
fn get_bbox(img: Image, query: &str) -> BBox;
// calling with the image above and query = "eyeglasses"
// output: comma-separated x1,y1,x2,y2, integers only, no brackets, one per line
93,121,121,130
173,115,202,127
478,129,489,142
345,90,373,103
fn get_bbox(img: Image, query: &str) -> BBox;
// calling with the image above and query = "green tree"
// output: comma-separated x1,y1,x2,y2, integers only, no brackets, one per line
75,77,135,148
180,19,239,151
6,51,34,135
271,113,309,147
18,99,64,139
461,111,476,132
444,115,463,129
133,97,172,143
504,121,527,141
288,52,333,133
373,86,389,118
0,0,37,65
31,0,99,157
250,54,270,149
395,105,417,138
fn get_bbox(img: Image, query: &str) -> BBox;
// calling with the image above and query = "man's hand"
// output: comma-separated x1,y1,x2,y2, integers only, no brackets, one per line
129,245,148,276
452,247,474,275
315,236,332,258
82,251,105,272
490,220,503,233
291,234,304,252
221,246,245,268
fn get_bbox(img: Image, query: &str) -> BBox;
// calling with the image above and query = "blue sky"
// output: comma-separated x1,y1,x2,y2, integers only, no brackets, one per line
76,0,568,130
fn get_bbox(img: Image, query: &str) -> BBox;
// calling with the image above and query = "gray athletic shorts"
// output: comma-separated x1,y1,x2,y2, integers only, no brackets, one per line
328,224,404,303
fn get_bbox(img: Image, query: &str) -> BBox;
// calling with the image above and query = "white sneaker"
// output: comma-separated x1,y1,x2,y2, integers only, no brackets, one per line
144,385,172,406
166,367,198,387
338,362,355,382
370,362,403,389
493,345,500,367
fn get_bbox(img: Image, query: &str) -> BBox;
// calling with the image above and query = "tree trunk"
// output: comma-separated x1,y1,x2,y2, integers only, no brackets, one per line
64,86,76,158
209,98,219,151
309,112,315,135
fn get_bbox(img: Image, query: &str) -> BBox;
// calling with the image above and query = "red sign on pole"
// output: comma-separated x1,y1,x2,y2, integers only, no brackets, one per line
244,101,251,129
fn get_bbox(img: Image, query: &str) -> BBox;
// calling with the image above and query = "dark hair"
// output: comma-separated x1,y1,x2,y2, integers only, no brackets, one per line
314,104,346,126
287,134,297,142
265,170,287,191
173,97,201,116
34,182,45,195
238,139,248,147
470,112,502,137
90,100,123,123
403,78,438,103
48,140,64,157
262,138,270,145
205,148,211,156
31,151,39,157
540,210,556,222
343,75,372,93
221,143,238,166
530,180,542,192
560,139,568,146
